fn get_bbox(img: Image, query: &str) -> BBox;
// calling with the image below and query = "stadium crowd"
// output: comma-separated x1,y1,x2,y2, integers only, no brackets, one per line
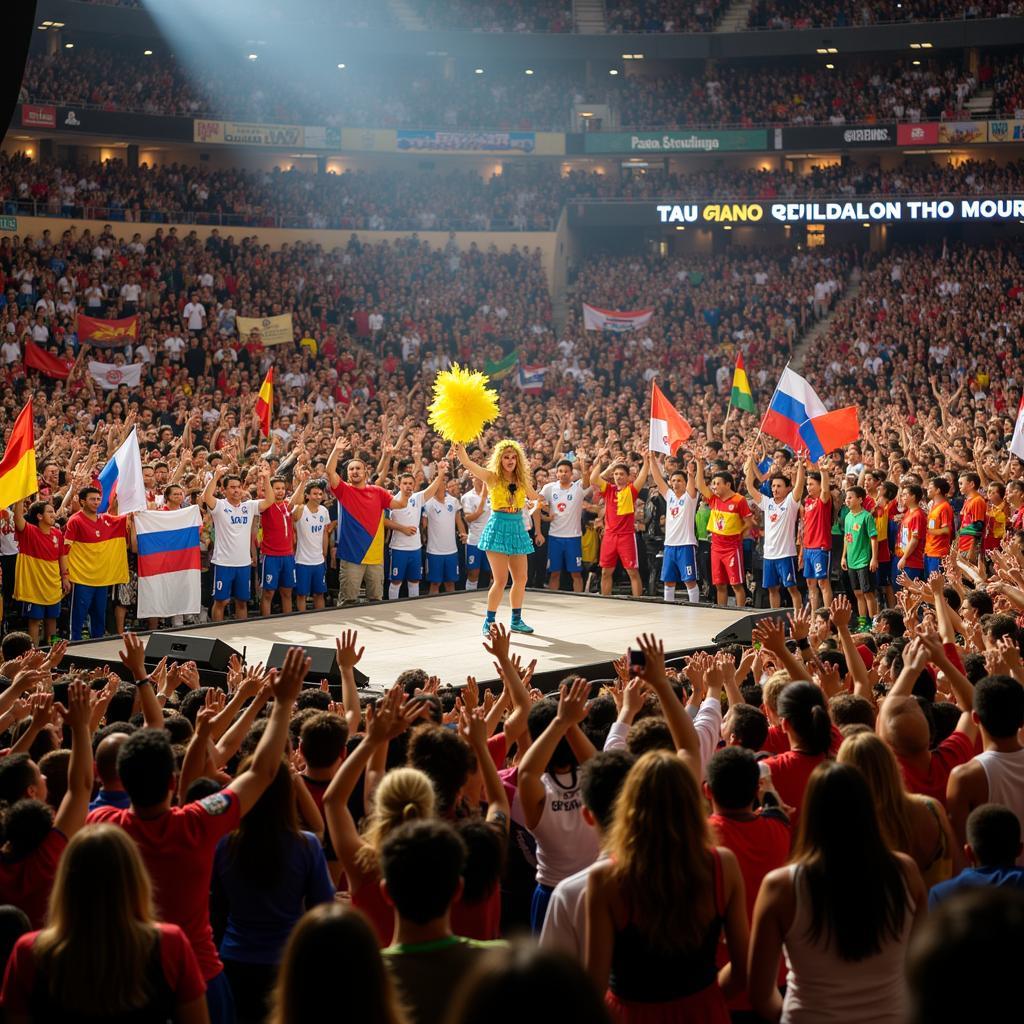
748,0,1024,29
18,44,1023,129
606,0,730,33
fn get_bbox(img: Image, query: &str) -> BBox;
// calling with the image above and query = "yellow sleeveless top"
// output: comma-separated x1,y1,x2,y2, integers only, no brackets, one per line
488,479,526,511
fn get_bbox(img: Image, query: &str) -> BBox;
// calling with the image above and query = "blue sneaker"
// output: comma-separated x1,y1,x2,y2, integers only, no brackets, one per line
482,618,495,636
510,618,534,634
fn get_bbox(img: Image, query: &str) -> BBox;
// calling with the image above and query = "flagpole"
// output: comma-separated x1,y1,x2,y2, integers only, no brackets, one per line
751,360,790,453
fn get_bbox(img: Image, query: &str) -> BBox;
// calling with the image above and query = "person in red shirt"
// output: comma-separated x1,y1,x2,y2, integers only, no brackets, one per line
256,464,305,618
800,460,833,610
957,471,988,565
696,462,754,608
89,635,309,1024
924,477,954,576
590,449,650,598
896,483,927,584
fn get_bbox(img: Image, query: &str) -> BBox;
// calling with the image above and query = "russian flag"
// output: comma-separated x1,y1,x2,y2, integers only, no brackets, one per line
762,368,859,462
97,428,148,513
134,507,202,618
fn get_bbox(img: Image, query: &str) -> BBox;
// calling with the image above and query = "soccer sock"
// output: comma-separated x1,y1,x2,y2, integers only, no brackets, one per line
465,579,478,591
511,607,523,622
663,585,676,603
407,582,420,598
485,609,497,624
388,583,402,601
686,584,700,604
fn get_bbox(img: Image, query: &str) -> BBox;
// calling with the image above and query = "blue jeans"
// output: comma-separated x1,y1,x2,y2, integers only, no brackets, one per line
70,583,106,640
206,970,237,1024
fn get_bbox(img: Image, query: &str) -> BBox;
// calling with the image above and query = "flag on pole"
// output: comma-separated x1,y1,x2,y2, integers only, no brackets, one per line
730,353,755,413
0,401,38,509
24,341,74,380
76,313,139,348
483,349,519,380
97,428,147,513
1011,395,1024,461
649,381,693,455
516,364,547,394
88,361,143,390
134,507,202,618
254,367,274,438
582,302,654,333
761,367,859,461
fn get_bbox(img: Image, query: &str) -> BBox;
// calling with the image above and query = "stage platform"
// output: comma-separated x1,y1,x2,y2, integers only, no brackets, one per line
63,591,752,691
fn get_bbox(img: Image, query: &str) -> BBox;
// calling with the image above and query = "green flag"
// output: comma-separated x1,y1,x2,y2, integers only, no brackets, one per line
484,349,518,380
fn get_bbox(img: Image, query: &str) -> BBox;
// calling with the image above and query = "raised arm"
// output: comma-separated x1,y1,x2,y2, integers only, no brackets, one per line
636,634,702,778
452,442,494,485
632,449,651,492
335,629,365,738
52,681,94,838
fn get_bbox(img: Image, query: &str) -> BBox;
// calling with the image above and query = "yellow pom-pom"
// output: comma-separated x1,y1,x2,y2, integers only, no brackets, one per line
427,365,501,444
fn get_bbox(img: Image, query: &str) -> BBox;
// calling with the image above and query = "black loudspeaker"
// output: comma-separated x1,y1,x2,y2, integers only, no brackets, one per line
711,609,791,645
266,643,369,689
145,633,240,672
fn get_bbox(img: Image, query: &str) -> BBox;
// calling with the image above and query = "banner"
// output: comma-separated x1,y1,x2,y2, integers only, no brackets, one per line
989,119,1024,143
135,507,202,619
583,130,766,154
193,120,340,148
938,120,988,144
397,129,536,153
89,361,143,390
49,106,193,141
24,341,73,380
897,122,939,145
77,314,139,348
583,303,654,332
21,104,55,129
236,314,294,347
776,124,895,150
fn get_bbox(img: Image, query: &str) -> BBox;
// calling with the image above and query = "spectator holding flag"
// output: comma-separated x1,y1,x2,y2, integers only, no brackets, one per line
13,499,69,645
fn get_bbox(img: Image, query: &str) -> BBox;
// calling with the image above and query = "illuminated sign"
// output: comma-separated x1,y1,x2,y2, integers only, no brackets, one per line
656,198,1024,224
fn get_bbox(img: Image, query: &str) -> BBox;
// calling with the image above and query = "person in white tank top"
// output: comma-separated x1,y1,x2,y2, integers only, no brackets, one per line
947,674,1024,866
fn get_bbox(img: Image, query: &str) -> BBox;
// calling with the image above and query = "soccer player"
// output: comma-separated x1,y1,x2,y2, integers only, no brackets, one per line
983,481,1009,556
461,476,490,592
651,454,700,604
744,453,805,610
800,458,833,611
293,477,331,611
423,472,466,595
590,448,650,598
895,483,927,584
541,456,590,593
924,477,954,577
386,469,447,601
256,465,304,617
841,486,879,629
958,471,987,566
201,465,259,621
696,460,754,608
13,499,69,645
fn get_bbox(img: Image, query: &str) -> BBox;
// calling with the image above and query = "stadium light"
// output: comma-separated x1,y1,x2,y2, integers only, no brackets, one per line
474,68,484,74
609,69,619,75
825,64,834,70
827,47,838,53
248,53,258,60
337,63,346,68
622,53,633,59
524,69,533,75
912,59,921,65
64,42,74,48
815,48,827,54
144,49,153,56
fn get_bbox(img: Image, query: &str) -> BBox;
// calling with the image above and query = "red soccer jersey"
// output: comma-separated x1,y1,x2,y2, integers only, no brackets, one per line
762,750,827,830
599,480,638,536
0,829,67,929
958,493,988,552
897,507,926,568
802,494,832,550
259,500,295,556
708,493,751,544
88,789,242,981
896,731,975,806
925,500,954,558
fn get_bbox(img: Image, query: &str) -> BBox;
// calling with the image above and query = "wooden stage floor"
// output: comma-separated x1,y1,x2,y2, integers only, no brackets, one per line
65,591,752,689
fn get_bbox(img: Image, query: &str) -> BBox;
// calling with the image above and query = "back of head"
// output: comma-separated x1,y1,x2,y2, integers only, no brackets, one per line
39,749,71,811
95,732,130,788
270,904,403,1024
725,703,769,750
878,694,930,757
836,730,912,852
966,803,1023,868
299,711,349,769
907,888,1024,1024
0,753,37,805
527,695,575,770
0,905,30,971
974,675,1024,739
1,799,54,859
625,716,673,756
777,681,832,755
405,724,471,815
454,818,505,905
364,767,436,859
444,940,612,1024
380,819,467,925
117,728,175,808
579,749,635,832
706,746,760,811
0,632,33,662
828,693,876,730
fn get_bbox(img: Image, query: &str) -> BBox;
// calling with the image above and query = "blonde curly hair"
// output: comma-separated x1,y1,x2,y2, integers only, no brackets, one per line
485,438,531,492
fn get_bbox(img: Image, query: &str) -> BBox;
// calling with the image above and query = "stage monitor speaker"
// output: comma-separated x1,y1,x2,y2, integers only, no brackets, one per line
266,643,369,689
145,633,240,673
711,609,791,646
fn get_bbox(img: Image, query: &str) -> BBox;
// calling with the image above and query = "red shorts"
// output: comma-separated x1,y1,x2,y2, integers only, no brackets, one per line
600,531,638,570
710,539,744,586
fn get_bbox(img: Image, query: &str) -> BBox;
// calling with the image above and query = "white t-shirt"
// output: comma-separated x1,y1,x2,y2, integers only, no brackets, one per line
461,489,490,546
389,490,427,552
539,855,609,960
753,492,800,559
1,340,21,365
540,481,588,539
183,302,206,330
0,508,19,556
662,488,698,547
424,496,459,555
209,498,259,566
295,505,329,565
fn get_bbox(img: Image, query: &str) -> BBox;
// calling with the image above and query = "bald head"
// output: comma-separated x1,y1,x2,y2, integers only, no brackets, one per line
96,733,130,788
878,695,930,757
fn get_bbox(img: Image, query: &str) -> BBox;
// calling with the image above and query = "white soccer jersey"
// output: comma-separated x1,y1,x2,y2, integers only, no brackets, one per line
541,481,588,539
295,505,329,566
389,490,427,552
753,493,800,559
209,498,259,567
424,496,460,555
462,489,490,545
663,489,698,547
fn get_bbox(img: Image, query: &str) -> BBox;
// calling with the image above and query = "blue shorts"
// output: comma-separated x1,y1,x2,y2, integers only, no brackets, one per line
294,562,327,596
466,544,489,573
390,548,423,582
924,556,944,577
802,548,830,580
763,556,797,589
261,554,296,591
661,544,698,584
213,564,251,602
23,600,61,620
547,535,583,574
427,552,459,583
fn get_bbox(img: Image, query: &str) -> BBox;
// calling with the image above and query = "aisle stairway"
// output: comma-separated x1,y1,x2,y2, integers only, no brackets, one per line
574,0,607,34
791,267,862,372
388,0,427,31
715,0,753,32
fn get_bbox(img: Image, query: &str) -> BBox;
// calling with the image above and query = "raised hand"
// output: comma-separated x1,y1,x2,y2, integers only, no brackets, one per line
118,632,148,680
270,647,311,706
335,629,365,671
829,594,853,631
555,677,591,727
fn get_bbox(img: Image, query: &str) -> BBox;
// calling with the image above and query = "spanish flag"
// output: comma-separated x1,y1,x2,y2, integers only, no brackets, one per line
730,354,755,413
0,401,38,509
254,367,274,438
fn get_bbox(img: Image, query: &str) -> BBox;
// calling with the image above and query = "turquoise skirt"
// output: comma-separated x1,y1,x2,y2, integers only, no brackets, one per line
479,510,534,556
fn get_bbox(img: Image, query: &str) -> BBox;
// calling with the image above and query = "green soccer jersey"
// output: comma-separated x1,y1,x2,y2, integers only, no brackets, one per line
843,508,877,569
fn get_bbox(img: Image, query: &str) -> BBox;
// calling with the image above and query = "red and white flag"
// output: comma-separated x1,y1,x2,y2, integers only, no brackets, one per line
88,360,143,390
649,381,692,455
1011,395,1024,461
582,302,654,333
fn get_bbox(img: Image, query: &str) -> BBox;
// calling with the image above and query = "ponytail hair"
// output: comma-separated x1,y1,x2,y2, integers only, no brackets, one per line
356,767,436,875
778,681,833,756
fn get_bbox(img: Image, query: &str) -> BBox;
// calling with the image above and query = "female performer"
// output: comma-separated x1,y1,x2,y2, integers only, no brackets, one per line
453,440,543,635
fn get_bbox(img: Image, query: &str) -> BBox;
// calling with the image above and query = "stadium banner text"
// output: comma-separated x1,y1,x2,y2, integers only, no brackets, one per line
338,128,563,155
236,314,294,346
192,120,341,148
583,130,766,154
774,124,896,149
20,105,194,141
989,120,1024,143
653,197,1024,224
897,121,989,145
